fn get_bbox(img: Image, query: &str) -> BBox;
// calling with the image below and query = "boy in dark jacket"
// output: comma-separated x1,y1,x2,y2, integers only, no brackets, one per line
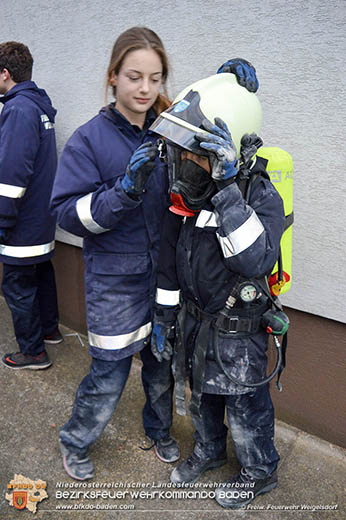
0,41,61,370
150,73,285,509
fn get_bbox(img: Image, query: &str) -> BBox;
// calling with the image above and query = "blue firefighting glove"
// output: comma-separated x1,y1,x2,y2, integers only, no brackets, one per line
151,322,174,362
122,142,158,197
217,58,259,93
0,228,9,243
195,117,238,190
151,304,179,362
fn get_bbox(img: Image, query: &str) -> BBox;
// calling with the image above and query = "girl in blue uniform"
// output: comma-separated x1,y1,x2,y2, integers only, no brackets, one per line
51,26,179,480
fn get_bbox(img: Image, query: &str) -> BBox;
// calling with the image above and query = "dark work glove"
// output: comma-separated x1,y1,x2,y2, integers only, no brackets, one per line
121,142,158,197
151,304,179,362
217,58,259,93
196,117,238,190
151,322,174,362
0,228,9,243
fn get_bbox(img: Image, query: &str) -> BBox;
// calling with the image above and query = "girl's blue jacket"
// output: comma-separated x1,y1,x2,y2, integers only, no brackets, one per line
51,106,168,360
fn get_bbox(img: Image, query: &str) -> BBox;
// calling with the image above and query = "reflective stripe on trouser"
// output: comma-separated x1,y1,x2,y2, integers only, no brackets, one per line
192,386,279,479
1,261,59,355
59,344,174,454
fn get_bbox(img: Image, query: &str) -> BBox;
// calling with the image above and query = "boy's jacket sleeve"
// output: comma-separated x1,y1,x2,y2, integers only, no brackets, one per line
0,106,40,228
212,178,286,278
155,209,183,306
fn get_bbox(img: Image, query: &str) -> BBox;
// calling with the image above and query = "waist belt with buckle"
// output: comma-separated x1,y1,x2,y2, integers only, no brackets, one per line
186,299,268,335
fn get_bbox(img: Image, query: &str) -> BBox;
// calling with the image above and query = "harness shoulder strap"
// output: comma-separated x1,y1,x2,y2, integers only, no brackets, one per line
237,156,269,203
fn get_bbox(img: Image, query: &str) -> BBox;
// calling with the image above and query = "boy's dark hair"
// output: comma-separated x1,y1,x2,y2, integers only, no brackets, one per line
0,41,33,82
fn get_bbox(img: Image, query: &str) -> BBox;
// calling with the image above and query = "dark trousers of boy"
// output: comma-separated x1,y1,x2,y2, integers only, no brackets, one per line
184,313,279,478
2,260,59,355
193,386,279,479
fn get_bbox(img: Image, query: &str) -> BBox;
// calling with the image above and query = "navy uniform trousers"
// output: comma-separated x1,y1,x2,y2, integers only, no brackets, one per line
192,386,279,479
59,344,174,454
2,260,59,356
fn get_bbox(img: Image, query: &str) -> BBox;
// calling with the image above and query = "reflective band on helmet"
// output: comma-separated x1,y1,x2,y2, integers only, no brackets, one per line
0,183,26,198
76,193,110,234
217,211,264,258
88,322,152,350
156,288,180,306
0,240,55,258
195,210,218,229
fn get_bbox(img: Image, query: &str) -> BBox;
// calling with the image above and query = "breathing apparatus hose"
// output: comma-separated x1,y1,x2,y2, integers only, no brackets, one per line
212,326,282,388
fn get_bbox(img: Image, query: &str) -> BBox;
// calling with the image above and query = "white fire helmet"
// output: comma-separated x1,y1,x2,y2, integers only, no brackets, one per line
150,73,262,158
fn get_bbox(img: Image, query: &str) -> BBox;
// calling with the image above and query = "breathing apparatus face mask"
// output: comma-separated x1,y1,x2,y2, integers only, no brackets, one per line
159,139,216,217
152,74,262,216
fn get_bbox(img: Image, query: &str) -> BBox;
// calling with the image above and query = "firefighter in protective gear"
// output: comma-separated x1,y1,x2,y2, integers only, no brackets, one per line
150,73,285,509
150,73,262,217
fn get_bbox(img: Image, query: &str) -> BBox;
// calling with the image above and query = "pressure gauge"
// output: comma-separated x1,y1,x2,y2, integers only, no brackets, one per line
239,282,258,303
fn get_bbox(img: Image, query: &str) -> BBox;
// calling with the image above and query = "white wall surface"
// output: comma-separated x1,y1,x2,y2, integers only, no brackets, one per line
2,0,346,323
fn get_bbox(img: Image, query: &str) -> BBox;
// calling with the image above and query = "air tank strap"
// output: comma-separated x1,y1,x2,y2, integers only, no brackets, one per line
285,212,294,229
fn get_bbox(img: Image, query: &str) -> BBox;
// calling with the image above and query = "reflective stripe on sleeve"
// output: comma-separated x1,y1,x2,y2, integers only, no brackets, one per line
88,322,152,350
195,210,218,229
217,211,264,258
0,183,26,198
156,288,180,306
0,240,55,258
76,193,110,234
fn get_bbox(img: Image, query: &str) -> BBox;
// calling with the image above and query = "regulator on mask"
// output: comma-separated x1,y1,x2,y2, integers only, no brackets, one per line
151,73,262,217
158,138,215,217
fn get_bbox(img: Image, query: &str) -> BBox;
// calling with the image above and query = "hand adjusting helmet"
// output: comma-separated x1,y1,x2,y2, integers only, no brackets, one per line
150,73,262,217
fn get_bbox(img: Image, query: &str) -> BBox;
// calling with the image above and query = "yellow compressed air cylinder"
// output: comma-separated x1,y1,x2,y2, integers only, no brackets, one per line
256,147,293,294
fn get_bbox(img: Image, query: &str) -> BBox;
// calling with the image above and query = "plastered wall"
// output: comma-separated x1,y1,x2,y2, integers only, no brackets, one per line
2,0,346,322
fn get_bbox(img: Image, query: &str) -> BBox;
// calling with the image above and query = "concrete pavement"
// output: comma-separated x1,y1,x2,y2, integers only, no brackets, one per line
0,295,345,519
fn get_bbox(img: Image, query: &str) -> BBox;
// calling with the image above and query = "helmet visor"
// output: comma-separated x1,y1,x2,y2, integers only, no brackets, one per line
150,112,209,156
